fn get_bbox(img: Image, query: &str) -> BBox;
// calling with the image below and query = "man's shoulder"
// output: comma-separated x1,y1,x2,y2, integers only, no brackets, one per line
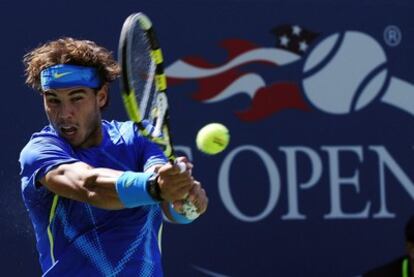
103,120,137,141
103,119,134,131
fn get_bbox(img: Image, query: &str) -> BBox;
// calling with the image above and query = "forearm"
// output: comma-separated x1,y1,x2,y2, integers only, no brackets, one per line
83,167,125,209
41,162,125,210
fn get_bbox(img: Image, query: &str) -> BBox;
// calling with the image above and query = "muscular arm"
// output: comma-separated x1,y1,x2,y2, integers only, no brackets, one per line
39,160,195,211
39,161,125,210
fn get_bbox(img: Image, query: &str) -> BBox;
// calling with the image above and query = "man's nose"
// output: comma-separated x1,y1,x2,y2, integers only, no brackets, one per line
58,102,74,120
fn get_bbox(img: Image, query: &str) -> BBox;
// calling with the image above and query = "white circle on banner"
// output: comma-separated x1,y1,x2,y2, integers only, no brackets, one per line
302,31,387,114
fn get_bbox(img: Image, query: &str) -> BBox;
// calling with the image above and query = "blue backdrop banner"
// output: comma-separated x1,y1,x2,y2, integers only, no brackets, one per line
2,0,413,276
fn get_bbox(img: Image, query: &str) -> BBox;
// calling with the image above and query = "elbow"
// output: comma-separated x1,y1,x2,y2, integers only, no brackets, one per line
46,163,124,210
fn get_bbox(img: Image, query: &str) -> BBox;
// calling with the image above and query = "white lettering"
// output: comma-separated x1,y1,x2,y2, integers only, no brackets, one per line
322,146,371,219
218,145,281,222
369,146,414,218
279,146,322,220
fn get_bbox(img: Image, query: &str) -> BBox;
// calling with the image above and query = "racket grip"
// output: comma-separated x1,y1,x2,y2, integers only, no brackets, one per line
176,161,186,173
182,200,200,220
175,161,200,219
177,161,190,200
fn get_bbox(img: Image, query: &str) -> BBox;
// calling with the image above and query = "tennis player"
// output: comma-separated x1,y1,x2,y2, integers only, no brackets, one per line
19,37,208,276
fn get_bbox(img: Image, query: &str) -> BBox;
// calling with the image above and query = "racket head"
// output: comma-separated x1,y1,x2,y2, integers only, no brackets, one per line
118,12,175,160
119,13,154,123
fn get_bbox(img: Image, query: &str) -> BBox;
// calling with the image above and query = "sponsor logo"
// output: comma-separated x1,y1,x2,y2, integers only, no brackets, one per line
53,72,72,79
166,26,414,121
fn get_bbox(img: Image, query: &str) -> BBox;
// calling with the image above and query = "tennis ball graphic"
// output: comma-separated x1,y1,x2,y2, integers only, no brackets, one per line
196,123,230,155
302,31,388,114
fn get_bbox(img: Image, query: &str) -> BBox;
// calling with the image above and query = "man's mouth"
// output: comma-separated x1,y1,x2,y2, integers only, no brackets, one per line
60,125,78,137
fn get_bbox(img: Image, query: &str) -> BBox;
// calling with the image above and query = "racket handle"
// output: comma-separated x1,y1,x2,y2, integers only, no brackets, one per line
174,161,200,220
182,201,200,220
176,161,186,173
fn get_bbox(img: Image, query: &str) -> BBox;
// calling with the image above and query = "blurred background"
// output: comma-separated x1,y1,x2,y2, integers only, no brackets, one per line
3,0,414,275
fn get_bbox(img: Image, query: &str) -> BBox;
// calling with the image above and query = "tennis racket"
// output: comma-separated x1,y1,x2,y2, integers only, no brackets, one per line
118,12,199,220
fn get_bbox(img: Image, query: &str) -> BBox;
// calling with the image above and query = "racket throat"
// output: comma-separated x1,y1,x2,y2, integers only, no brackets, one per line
152,93,168,137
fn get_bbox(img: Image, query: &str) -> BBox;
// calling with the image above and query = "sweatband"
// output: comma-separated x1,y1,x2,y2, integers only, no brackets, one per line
40,64,101,90
115,171,159,208
168,203,194,224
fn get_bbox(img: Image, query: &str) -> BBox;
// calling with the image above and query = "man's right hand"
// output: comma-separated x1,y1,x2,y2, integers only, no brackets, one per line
156,160,194,202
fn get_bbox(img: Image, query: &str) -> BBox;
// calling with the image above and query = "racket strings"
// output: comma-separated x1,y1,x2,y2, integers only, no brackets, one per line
123,13,176,161
128,24,155,119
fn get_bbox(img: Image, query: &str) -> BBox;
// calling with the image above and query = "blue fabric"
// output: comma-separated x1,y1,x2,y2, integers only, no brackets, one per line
168,203,193,224
19,120,167,276
40,64,101,90
115,171,159,208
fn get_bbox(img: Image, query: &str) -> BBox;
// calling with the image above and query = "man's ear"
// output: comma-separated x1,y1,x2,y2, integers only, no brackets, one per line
97,84,109,108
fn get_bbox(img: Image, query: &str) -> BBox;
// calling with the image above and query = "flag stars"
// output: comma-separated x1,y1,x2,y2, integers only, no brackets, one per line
271,24,319,55
299,41,308,52
292,25,302,36
279,35,290,46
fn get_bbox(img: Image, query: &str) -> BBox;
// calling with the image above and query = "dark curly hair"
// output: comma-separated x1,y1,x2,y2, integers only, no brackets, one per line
23,37,120,91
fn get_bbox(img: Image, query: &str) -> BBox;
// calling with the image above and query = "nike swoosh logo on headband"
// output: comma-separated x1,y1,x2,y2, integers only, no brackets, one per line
53,72,72,79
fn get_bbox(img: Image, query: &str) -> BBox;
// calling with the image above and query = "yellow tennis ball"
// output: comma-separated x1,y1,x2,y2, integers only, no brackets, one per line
196,123,230,155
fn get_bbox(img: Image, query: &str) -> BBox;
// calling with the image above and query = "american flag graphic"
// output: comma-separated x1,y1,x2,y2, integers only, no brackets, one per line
166,25,319,121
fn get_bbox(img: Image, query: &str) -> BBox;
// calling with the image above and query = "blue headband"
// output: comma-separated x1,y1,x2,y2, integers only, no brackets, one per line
40,64,101,90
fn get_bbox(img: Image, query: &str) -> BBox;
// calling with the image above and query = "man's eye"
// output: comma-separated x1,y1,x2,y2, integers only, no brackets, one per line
72,97,83,102
47,98,60,104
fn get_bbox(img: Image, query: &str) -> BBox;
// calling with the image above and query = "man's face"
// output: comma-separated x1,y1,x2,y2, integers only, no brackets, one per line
43,86,107,148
